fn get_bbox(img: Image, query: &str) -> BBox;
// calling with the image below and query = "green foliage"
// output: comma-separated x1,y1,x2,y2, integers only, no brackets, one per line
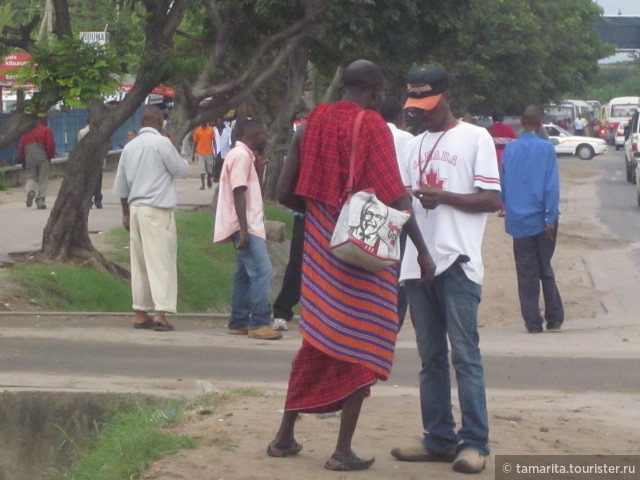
0,4,13,32
299,0,610,114
15,36,120,113
67,0,146,74
582,62,640,103
417,0,612,114
55,401,195,480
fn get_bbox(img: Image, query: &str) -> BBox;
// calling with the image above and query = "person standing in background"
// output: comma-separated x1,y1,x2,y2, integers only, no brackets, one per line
213,117,233,183
18,117,55,210
127,130,138,142
379,94,414,329
488,111,517,217
573,115,586,136
113,106,189,332
501,105,563,334
271,209,305,332
193,120,216,190
77,121,108,209
214,119,283,341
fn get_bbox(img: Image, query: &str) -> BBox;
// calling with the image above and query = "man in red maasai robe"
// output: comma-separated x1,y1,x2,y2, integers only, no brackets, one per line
266,59,434,472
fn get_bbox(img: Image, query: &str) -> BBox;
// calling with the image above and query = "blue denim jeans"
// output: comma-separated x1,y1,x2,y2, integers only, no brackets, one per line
229,234,273,330
406,262,489,456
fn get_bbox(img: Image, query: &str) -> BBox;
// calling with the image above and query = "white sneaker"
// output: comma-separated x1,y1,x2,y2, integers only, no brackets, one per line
452,448,486,474
271,318,289,331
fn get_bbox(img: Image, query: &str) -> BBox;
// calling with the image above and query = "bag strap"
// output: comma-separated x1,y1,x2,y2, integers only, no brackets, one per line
345,110,366,196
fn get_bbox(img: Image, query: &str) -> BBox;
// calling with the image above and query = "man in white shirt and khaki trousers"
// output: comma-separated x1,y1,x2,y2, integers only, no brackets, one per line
113,106,189,332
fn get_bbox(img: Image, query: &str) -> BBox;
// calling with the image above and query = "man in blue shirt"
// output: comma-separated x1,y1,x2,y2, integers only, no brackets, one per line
501,105,564,333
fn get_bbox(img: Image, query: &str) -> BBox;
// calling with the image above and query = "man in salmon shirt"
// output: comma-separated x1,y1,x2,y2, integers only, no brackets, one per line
213,118,282,341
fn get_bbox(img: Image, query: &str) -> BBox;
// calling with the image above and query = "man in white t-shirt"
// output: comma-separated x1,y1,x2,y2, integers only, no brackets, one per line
390,65,501,474
573,116,586,136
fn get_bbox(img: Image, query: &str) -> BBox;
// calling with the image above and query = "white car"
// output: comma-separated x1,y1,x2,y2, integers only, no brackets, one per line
615,121,628,151
543,123,608,160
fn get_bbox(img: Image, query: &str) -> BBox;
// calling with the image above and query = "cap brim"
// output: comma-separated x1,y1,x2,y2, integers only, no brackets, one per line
404,94,443,111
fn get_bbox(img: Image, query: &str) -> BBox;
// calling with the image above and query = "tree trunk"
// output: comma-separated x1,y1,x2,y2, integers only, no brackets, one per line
41,74,167,276
263,52,309,202
163,90,198,153
322,66,343,103
40,124,129,277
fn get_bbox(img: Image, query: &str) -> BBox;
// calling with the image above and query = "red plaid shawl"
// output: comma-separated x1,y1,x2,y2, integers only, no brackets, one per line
295,101,406,213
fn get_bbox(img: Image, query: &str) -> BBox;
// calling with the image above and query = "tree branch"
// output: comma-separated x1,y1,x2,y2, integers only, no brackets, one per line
175,29,205,43
196,21,324,100
202,0,228,66
163,0,190,41
199,38,304,116
0,16,40,51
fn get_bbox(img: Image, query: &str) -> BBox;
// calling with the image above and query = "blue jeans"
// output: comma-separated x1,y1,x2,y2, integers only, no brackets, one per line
229,234,273,330
406,262,489,456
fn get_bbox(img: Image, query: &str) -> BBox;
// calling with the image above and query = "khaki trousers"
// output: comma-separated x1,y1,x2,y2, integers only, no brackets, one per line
25,160,50,202
129,205,178,313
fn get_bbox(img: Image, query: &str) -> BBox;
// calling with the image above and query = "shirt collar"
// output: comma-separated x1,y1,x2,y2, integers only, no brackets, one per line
235,140,255,159
138,127,161,135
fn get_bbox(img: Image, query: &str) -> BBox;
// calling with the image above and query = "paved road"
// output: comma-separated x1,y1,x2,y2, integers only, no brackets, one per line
589,147,640,271
2,331,639,393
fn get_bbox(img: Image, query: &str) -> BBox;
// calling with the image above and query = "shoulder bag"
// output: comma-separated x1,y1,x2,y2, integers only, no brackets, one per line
329,111,410,272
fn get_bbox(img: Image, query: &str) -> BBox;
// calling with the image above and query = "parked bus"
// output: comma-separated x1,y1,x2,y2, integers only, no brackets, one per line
546,100,593,129
599,97,640,145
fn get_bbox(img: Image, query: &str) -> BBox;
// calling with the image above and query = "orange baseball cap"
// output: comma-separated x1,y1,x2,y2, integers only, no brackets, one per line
404,65,450,111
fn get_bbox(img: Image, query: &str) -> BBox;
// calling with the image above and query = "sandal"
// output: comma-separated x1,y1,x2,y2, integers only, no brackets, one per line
152,321,175,332
324,452,375,471
132,317,154,329
266,439,303,457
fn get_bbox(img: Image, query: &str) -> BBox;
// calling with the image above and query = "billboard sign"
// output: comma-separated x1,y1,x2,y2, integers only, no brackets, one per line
0,53,32,87
79,32,110,45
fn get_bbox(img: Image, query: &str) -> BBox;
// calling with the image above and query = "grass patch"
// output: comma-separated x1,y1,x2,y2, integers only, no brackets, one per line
187,387,265,412
54,389,263,479
9,263,132,311
10,204,294,312
0,170,7,191
55,400,195,480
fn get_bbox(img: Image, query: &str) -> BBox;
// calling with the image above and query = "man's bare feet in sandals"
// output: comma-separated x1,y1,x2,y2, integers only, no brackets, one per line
152,312,175,332
324,452,375,471
132,311,154,329
266,439,303,457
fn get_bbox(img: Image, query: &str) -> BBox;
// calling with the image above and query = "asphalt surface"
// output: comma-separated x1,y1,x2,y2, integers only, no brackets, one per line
1,329,640,393
1,147,640,398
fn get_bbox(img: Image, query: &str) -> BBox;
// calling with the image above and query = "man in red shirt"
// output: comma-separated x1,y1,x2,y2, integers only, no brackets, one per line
488,112,517,216
18,118,56,209
488,111,517,164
